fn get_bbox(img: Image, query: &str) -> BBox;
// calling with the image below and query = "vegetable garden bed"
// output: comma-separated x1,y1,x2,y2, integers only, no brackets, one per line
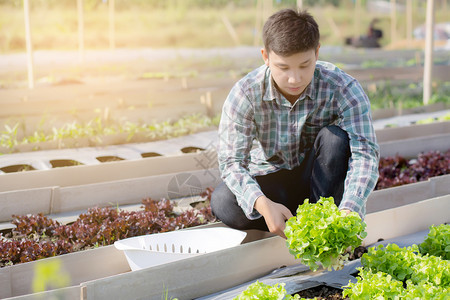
2,194,447,300
1,170,449,299
0,129,448,299
202,196,450,299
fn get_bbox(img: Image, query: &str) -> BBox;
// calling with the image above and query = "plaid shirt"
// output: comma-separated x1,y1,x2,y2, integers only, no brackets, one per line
218,61,379,220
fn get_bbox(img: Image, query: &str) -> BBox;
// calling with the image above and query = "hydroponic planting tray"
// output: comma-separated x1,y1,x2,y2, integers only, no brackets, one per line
1,191,448,300
198,229,433,299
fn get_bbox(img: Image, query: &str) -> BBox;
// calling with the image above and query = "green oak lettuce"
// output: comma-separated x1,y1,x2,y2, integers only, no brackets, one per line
233,281,302,300
419,224,450,260
343,267,405,299
284,197,367,271
343,267,450,299
361,243,450,287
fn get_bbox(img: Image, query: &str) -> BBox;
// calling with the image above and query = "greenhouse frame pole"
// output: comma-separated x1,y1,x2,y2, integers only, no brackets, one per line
354,0,361,39
423,0,435,105
390,0,397,45
23,0,34,89
406,0,413,46
109,0,115,50
77,0,85,63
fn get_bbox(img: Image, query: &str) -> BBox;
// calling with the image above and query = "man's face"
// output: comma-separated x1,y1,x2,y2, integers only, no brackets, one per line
262,46,319,103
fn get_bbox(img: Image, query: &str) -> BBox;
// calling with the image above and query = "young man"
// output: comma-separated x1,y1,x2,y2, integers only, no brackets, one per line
211,9,379,238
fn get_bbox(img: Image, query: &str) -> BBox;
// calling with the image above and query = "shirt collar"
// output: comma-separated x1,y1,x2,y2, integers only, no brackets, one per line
262,66,277,102
301,73,316,101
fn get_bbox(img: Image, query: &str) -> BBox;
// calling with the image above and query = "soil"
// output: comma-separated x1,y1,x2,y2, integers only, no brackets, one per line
291,246,367,299
348,245,368,261
295,285,347,300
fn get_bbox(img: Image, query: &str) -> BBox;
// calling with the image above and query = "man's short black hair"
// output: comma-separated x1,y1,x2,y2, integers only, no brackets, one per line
263,9,320,56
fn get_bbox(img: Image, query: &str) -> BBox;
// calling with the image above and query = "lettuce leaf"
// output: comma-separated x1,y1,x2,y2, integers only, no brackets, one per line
233,281,301,300
419,224,450,260
284,197,367,271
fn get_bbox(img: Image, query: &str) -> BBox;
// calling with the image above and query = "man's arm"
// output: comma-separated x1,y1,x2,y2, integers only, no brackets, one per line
337,80,380,219
217,84,265,220
218,84,294,238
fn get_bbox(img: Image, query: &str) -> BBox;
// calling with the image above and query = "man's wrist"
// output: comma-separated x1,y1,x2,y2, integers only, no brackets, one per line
254,195,269,214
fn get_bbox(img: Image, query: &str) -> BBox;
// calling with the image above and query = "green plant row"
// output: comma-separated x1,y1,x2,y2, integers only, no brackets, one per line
234,281,303,300
361,243,449,287
343,267,449,299
365,81,450,111
416,113,450,125
0,113,220,154
419,224,450,260
236,220,449,299
344,224,450,299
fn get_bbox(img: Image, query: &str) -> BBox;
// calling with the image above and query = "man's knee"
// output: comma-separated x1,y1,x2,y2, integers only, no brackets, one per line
310,126,350,204
210,182,267,231
210,182,229,215
210,182,242,225
316,125,349,147
315,125,350,158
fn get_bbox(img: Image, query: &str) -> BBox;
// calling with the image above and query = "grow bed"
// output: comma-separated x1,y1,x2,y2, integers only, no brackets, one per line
199,199,449,299
0,167,221,224
48,196,450,299
0,192,216,268
375,149,449,190
1,189,448,300
1,171,449,268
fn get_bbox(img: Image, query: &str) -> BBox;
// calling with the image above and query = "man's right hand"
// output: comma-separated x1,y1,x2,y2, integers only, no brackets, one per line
254,195,294,239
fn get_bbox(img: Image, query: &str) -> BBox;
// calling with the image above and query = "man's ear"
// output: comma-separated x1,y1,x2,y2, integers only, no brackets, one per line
315,44,321,60
261,48,269,66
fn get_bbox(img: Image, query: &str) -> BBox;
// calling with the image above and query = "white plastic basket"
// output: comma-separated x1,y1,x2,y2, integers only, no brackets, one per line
114,227,247,271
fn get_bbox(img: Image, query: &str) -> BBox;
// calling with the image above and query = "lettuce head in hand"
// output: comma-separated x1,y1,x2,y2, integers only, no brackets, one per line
284,196,367,271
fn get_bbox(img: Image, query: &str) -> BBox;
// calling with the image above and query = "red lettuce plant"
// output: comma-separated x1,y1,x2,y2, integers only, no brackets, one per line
0,192,215,267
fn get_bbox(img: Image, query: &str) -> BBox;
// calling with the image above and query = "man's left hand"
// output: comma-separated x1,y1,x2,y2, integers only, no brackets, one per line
340,209,352,215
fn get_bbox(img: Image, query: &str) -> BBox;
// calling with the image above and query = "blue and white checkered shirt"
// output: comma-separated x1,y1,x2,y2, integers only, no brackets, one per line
218,61,379,220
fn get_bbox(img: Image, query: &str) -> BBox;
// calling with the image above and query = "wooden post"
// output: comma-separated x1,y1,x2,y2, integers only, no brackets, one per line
181,77,187,89
253,0,263,46
390,0,397,45
206,92,213,118
262,0,273,21
109,0,115,50
221,14,241,47
354,0,361,38
200,92,213,118
325,13,342,40
23,0,34,89
423,0,435,105
406,0,413,46
297,0,303,11
77,0,84,63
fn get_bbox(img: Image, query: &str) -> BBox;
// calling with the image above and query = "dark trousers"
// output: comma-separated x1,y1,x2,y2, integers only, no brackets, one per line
210,125,351,231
